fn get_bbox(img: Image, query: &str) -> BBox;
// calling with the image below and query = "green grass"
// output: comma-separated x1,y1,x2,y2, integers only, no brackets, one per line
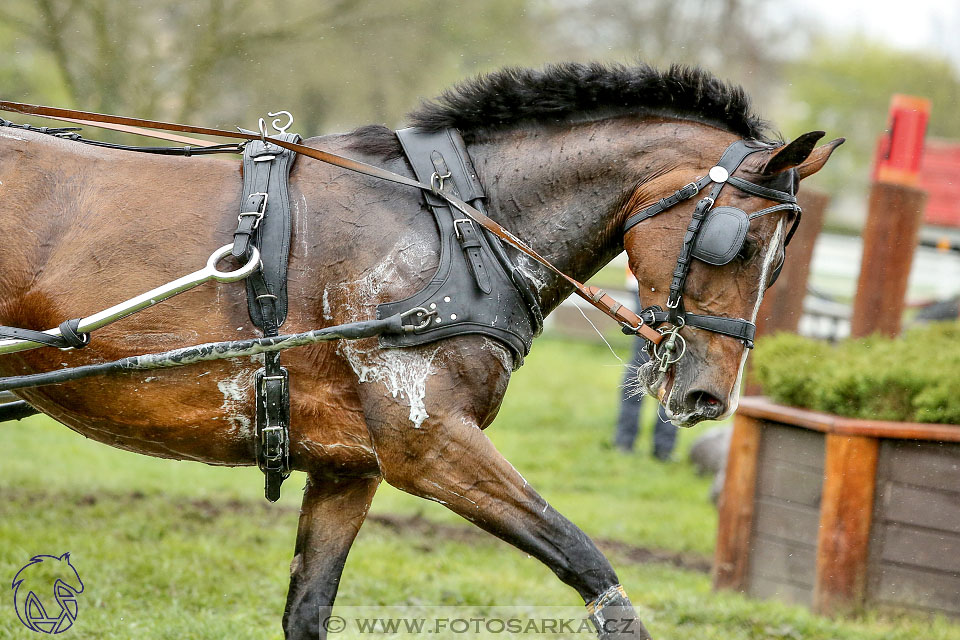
2,336,957,639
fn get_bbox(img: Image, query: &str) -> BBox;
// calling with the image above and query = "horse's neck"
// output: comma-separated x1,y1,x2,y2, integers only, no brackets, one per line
468,118,711,312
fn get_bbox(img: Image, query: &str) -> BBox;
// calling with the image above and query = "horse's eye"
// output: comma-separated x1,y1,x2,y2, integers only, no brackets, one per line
739,238,759,261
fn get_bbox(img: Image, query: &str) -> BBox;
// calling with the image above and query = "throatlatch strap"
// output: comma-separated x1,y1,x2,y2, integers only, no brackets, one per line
234,131,300,502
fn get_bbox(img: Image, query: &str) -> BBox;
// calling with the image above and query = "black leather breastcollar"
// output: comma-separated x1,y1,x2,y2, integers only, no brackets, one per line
376,128,542,367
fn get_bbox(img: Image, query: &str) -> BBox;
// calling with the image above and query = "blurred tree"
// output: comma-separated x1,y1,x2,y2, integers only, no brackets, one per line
782,37,960,200
530,0,800,111
0,0,543,133
0,0,804,136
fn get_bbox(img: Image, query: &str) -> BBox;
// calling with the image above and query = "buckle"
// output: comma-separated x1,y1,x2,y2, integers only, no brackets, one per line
261,425,286,463
260,374,286,394
453,218,474,240
237,192,268,229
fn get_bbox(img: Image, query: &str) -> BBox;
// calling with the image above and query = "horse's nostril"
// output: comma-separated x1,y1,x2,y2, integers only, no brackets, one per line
687,390,725,417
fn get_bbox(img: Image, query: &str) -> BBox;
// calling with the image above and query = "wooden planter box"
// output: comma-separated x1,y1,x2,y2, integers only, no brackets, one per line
714,396,960,617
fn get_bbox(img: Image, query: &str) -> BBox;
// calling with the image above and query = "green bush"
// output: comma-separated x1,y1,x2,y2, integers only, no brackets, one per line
752,321,960,424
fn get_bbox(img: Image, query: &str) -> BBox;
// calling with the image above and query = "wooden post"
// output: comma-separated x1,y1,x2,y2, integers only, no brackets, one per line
850,183,927,338
813,433,879,615
852,94,931,338
713,414,762,591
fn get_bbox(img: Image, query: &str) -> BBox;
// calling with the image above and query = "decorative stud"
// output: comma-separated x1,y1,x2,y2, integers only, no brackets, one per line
709,166,729,183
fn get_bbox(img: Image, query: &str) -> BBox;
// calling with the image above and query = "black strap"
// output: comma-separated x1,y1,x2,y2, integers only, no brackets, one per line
639,307,756,348
233,132,300,502
0,318,89,349
666,196,716,316
726,175,796,203
623,176,711,233
239,133,300,327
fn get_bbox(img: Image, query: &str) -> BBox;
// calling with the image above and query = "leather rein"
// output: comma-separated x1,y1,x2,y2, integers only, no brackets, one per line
0,100,663,345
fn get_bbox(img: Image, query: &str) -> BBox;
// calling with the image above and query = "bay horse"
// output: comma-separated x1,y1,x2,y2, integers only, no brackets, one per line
0,63,841,639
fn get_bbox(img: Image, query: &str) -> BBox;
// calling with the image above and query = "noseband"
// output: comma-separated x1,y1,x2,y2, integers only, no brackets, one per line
622,140,801,371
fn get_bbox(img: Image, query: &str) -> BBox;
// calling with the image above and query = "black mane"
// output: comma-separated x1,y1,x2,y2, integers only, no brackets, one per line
347,62,774,158
409,62,772,140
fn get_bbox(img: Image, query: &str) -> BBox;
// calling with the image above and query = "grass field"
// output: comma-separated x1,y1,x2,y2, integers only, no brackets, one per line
1,337,957,639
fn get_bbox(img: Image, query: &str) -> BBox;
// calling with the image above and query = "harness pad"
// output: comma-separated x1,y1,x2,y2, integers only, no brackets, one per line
376,128,540,365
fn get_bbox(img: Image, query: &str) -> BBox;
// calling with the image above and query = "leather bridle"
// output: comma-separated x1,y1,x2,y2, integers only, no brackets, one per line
622,140,801,369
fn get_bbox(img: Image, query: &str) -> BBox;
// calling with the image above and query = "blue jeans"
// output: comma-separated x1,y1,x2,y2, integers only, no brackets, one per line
614,332,677,459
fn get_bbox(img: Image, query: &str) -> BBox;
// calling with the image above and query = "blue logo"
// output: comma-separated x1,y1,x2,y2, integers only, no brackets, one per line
11,553,84,634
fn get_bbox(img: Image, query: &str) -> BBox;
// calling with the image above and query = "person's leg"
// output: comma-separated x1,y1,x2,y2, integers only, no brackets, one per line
651,409,678,461
613,336,646,451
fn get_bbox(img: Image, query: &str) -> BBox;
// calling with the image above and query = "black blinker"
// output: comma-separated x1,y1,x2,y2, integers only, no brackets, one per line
690,206,750,266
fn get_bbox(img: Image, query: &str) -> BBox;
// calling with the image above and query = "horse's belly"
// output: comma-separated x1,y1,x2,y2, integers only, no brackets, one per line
13,361,379,475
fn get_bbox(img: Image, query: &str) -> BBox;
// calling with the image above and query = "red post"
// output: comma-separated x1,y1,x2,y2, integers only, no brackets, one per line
851,95,930,338
872,95,931,187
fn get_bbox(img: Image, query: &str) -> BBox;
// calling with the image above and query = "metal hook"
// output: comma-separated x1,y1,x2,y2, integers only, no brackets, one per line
430,170,452,195
257,118,268,144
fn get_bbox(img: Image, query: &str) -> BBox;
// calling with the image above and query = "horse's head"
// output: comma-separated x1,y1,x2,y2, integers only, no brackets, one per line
623,131,843,426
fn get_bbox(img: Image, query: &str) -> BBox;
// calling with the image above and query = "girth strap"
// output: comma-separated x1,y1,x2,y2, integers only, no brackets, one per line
233,132,300,502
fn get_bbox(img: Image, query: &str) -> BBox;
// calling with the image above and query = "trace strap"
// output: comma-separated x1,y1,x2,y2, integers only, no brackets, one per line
0,100,663,345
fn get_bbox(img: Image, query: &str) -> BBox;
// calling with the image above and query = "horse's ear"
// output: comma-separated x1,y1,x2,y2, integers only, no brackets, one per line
794,137,846,180
761,131,825,176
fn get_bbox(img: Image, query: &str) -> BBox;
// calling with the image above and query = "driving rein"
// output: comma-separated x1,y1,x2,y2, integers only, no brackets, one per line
0,101,799,495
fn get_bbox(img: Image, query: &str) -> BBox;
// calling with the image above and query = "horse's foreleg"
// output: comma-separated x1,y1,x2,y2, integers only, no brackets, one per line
283,474,380,640
368,413,652,640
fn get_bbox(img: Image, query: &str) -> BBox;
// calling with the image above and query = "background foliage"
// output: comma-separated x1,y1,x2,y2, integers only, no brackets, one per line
753,321,960,423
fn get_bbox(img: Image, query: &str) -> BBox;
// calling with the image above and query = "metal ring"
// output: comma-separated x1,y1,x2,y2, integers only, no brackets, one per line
653,332,687,366
207,244,261,282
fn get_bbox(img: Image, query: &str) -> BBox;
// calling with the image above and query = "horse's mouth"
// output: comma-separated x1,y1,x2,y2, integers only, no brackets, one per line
636,360,722,428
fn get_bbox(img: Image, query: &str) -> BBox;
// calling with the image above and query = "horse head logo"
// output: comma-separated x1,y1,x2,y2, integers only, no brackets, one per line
11,553,84,634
